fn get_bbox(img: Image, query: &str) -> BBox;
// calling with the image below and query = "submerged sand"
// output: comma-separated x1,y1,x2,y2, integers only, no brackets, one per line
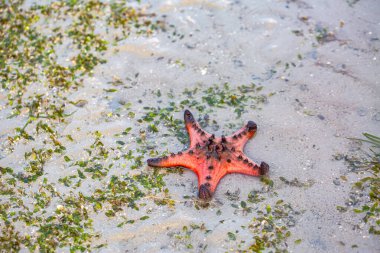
1,0,379,252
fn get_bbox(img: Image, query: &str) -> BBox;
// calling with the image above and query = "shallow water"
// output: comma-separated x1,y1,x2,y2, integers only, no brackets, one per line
1,0,380,252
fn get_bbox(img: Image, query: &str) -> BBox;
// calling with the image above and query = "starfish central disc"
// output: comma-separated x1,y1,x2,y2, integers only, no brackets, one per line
147,110,269,201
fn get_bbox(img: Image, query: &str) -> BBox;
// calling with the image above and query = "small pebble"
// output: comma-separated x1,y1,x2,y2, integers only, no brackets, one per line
299,84,309,91
357,108,367,117
373,112,380,121
233,59,243,68
317,114,325,120
333,178,341,186
185,43,196,49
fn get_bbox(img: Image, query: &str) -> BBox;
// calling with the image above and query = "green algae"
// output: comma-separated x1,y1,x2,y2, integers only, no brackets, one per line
0,0,166,251
0,1,274,252
140,82,269,146
247,200,297,253
343,133,380,235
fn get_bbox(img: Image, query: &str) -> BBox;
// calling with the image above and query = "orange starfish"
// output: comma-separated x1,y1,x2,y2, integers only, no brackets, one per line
147,110,269,200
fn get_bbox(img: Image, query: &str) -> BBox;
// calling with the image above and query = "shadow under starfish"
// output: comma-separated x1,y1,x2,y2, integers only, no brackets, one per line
147,110,269,201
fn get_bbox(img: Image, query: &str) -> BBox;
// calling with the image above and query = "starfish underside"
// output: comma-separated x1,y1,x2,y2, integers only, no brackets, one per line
147,110,269,200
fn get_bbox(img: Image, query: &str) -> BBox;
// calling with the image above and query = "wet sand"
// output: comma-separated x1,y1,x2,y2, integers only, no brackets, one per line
1,0,379,252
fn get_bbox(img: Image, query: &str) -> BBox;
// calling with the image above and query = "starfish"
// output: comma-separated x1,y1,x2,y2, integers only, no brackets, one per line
147,110,269,201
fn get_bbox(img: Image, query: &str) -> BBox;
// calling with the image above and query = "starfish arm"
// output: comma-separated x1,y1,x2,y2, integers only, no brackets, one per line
227,154,269,176
226,121,257,150
184,110,211,148
197,163,226,200
147,151,199,173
